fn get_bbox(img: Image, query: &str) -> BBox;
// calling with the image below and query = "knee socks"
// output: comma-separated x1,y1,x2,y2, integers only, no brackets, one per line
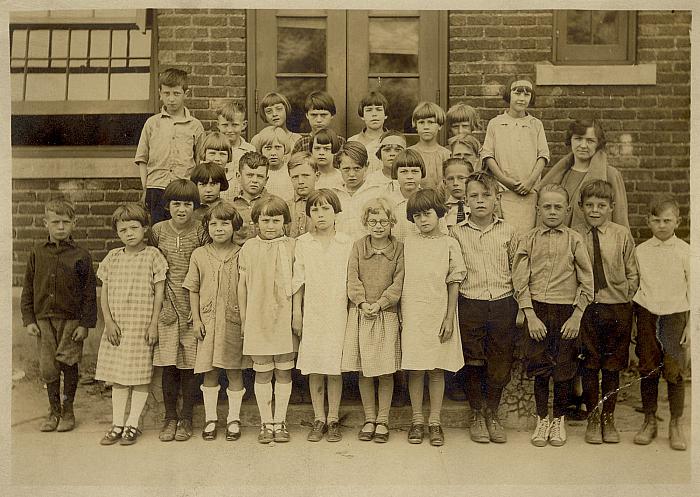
553,379,572,418
581,368,600,414
326,375,342,423
111,385,129,427
227,388,246,424
358,375,376,423
161,366,180,420
408,371,425,425
667,380,685,419
309,375,326,423
640,375,660,415
46,380,61,413
427,370,445,426
534,375,550,419
464,365,485,411
376,375,394,425
273,381,292,424
61,363,79,403
201,384,220,422
179,369,196,421
601,370,620,414
254,381,273,424
125,388,149,427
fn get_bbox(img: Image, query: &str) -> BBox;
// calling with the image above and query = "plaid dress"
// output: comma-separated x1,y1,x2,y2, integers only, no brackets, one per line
94,247,168,385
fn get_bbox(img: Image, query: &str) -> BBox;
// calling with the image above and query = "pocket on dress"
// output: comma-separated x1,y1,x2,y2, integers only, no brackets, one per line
159,299,177,325
226,305,241,325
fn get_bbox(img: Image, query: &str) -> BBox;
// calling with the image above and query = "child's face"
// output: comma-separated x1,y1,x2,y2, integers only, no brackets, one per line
264,103,287,127
261,140,286,167
415,117,441,143
168,200,195,227
208,217,234,245
197,179,221,205
443,163,470,199
306,109,333,134
537,191,569,229
311,139,333,167
204,148,229,166
509,85,532,115
450,120,472,137
217,113,247,144
115,220,147,249
257,214,286,240
366,211,392,241
412,209,440,235
581,195,613,228
396,166,421,193
648,207,680,242
571,127,599,163
289,162,319,198
378,137,406,169
238,164,268,197
362,105,387,131
44,211,76,243
466,181,497,220
159,84,187,115
309,201,336,231
451,143,478,171
338,155,367,191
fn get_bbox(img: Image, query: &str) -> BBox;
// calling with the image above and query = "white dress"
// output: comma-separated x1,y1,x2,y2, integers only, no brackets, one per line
400,234,467,372
292,231,353,375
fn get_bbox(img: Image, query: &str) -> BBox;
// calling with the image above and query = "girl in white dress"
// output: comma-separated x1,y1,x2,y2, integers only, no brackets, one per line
401,189,466,447
292,189,353,443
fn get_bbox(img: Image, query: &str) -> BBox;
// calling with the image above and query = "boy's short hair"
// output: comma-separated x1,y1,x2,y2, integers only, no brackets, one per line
357,91,389,117
579,179,614,206
306,188,342,216
537,183,569,204
238,151,269,174
310,128,341,154
375,129,406,160
449,134,481,156
442,157,472,174
406,188,447,222
465,171,500,195
255,126,291,155
198,131,232,163
202,201,244,239
162,179,201,208
190,162,229,192
649,194,681,218
502,75,537,106
411,101,446,127
446,103,481,131
111,203,150,230
361,197,397,227
159,68,188,91
304,90,336,115
215,100,246,123
45,199,76,219
287,151,319,173
392,149,426,180
334,141,368,168
259,91,292,123
565,118,607,151
251,194,292,224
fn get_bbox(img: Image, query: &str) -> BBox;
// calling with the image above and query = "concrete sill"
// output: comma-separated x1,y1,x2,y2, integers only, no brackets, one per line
536,62,657,86
12,157,139,179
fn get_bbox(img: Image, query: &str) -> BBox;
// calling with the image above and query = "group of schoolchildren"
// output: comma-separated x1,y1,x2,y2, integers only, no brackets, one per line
21,68,690,452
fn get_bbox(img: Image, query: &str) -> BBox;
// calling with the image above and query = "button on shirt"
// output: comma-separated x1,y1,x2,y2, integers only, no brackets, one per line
134,107,204,189
232,190,269,247
512,225,594,311
20,238,97,328
633,235,690,315
286,195,311,238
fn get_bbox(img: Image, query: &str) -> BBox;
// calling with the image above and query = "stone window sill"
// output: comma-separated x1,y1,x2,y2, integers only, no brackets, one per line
536,62,657,86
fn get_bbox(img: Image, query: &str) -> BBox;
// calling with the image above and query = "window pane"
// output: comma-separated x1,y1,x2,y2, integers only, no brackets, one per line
91,30,110,58
567,11,591,44
11,30,27,58
70,30,89,58
369,18,418,74
112,30,127,58
277,18,326,74
129,29,151,58
27,30,49,61
111,59,126,68
11,73,24,101
110,73,150,100
369,77,419,133
51,30,69,59
277,77,326,134
129,57,150,67
69,58,88,68
592,11,619,44
26,73,66,101
68,73,108,100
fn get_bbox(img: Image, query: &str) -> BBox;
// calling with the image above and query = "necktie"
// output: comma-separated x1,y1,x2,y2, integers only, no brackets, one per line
592,227,608,293
456,200,466,224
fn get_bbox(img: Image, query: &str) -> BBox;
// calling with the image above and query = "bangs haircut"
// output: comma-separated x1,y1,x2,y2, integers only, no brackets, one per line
203,201,244,235
358,91,389,117
238,151,269,173
446,103,481,131
198,131,232,163
538,183,569,204
565,118,607,151
450,134,481,154
465,171,499,195
392,149,426,180
44,199,76,219
215,100,246,123
304,90,336,115
111,202,150,230
251,195,291,224
259,92,292,123
159,68,188,91
442,157,472,174
375,129,406,159
255,126,291,154
502,75,536,106
361,197,396,227
649,194,680,218
334,141,368,168
305,188,342,216
406,188,447,222
287,151,319,173
311,128,341,154
579,179,614,205
411,101,446,127
190,162,229,192
163,179,201,208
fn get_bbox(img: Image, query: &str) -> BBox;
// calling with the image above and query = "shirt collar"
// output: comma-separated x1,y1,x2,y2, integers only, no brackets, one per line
362,235,397,260
445,196,464,206
461,213,501,231
44,236,75,247
537,223,565,234
650,234,678,246
233,189,267,203
587,220,610,234
159,106,193,122
294,193,307,203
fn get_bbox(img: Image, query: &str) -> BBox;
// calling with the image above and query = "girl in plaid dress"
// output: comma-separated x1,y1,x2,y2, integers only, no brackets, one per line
96,204,168,446
151,180,207,442
341,197,404,443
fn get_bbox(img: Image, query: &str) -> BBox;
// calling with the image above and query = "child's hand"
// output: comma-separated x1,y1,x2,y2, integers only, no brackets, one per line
139,190,147,205
561,315,582,340
26,323,40,337
193,320,206,341
515,309,526,328
680,319,691,347
367,303,381,317
145,323,158,346
439,316,453,343
292,312,303,337
105,321,122,346
72,326,88,342
525,311,547,341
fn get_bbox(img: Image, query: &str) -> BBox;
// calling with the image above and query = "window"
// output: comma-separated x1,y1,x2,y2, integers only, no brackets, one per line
553,10,636,65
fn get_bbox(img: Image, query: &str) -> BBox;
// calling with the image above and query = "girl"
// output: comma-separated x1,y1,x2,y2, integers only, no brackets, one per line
183,202,251,441
450,135,481,174
481,76,550,233
341,198,404,443
97,203,168,446
151,179,207,443
446,102,481,139
197,131,238,204
251,91,302,151
190,161,229,221
386,149,424,242
292,189,353,443
407,101,451,189
256,126,294,202
238,195,297,444
401,189,466,447
311,129,344,190
365,130,406,190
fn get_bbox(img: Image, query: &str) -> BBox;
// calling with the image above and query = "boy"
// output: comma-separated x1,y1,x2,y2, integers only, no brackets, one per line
446,102,480,139
512,184,593,447
291,90,346,154
443,158,472,229
574,180,638,444
216,100,256,197
21,199,97,432
286,151,320,238
450,135,481,174
135,68,204,224
632,195,690,450
450,172,519,443
232,151,270,246
348,91,389,173
408,101,451,189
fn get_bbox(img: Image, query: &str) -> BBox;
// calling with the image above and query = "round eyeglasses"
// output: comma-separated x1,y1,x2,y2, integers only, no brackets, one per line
366,219,391,227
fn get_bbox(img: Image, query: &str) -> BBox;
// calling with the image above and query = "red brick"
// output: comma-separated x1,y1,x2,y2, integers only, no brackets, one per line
193,41,228,51
176,52,210,63
159,40,193,51
18,204,46,214
191,87,228,98
192,15,228,26
174,27,208,39
157,15,192,27
210,27,245,38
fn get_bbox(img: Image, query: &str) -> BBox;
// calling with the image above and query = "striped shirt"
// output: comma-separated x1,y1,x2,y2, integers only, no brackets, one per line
449,215,517,301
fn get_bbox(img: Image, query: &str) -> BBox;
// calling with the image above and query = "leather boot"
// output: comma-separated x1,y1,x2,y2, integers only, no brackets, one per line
601,412,620,443
633,413,657,445
57,400,75,432
584,410,602,444
669,417,687,451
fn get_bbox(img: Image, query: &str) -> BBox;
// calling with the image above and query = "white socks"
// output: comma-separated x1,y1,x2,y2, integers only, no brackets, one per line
255,382,273,424
274,382,292,424
111,386,129,427
125,389,149,427
227,388,246,424
201,384,221,423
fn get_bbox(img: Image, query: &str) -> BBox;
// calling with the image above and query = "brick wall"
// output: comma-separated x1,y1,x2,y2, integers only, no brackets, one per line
448,10,691,242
